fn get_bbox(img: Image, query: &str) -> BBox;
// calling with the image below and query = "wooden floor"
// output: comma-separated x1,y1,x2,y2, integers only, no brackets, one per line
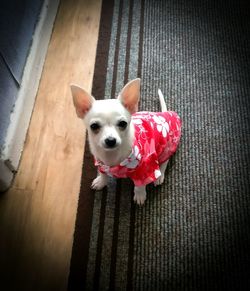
0,0,102,290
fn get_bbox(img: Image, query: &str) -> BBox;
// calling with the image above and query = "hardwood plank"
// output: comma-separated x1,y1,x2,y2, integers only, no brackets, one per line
0,0,102,289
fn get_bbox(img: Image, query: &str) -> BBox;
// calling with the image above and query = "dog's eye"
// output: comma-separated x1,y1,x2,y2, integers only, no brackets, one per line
90,122,101,132
117,120,128,129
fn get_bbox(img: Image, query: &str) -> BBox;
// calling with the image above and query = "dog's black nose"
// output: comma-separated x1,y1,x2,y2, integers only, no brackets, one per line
105,137,116,148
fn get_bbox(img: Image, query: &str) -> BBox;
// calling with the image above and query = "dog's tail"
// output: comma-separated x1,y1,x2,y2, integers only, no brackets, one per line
158,89,167,112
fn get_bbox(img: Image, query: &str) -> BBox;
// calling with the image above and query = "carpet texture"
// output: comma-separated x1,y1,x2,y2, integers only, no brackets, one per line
68,0,250,290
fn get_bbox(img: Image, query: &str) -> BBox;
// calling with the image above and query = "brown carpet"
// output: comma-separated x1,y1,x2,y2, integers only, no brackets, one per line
68,0,250,290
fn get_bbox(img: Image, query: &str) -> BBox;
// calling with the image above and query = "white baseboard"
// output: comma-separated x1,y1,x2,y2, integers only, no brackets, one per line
0,0,60,191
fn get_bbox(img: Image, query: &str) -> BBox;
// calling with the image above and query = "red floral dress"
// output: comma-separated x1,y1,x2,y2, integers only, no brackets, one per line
95,111,182,186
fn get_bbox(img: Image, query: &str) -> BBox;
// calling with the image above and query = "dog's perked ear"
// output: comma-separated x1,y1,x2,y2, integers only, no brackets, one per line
118,78,140,114
70,84,95,118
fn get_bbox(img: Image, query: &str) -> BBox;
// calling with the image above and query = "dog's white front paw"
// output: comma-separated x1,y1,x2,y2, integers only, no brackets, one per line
133,186,146,205
91,174,108,190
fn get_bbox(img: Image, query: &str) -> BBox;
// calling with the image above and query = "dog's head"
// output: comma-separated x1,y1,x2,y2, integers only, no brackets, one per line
70,78,140,155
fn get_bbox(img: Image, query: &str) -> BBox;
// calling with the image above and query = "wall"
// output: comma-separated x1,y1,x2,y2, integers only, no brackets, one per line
0,0,43,149
0,0,60,191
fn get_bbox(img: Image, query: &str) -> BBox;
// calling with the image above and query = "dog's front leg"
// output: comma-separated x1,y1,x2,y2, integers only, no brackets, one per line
91,172,108,190
134,185,147,205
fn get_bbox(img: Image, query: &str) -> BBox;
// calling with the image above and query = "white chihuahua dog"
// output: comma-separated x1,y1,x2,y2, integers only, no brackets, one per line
71,78,181,205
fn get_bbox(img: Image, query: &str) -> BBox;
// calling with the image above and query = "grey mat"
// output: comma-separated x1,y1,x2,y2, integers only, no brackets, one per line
68,0,250,290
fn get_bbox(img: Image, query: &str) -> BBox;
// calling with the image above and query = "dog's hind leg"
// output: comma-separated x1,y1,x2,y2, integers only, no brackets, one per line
154,160,169,186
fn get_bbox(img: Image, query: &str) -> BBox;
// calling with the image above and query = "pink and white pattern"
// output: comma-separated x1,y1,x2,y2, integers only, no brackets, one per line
96,111,182,186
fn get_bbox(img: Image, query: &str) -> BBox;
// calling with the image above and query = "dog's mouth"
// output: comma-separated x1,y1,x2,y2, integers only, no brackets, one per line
103,146,118,151
102,143,120,151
